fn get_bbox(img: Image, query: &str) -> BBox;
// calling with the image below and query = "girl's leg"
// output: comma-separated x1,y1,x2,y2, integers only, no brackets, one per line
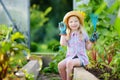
66,59,81,80
58,59,66,80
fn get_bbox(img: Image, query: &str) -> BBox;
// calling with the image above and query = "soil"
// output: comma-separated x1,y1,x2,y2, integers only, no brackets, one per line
86,65,119,80
37,73,61,80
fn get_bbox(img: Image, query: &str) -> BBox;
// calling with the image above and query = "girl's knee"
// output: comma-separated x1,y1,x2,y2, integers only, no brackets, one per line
66,60,74,69
58,62,65,70
58,62,62,69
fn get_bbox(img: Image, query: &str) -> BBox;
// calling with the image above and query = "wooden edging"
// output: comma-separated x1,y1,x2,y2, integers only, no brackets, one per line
73,67,99,80
15,60,40,80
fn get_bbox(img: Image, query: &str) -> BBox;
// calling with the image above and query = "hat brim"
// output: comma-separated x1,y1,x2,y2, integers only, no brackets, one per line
63,11,84,26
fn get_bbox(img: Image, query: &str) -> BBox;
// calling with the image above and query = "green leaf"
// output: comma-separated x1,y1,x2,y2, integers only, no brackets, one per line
114,8,120,36
107,0,119,13
95,2,106,15
1,41,11,52
11,32,25,41
44,7,52,16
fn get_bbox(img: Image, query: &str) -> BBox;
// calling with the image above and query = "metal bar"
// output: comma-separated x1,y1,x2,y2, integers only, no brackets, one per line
0,0,19,31
73,0,76,10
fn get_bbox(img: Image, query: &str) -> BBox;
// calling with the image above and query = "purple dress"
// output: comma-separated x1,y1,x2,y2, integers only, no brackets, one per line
66,31,89,66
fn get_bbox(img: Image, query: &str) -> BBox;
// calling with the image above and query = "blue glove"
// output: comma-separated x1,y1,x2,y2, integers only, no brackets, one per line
58,22,66,35
90,32,98,42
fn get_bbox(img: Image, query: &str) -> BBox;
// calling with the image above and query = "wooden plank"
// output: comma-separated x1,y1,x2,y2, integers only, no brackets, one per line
16,60,40,80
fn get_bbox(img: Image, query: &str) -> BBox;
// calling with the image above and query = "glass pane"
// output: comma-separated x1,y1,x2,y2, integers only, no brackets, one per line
0,0,30,47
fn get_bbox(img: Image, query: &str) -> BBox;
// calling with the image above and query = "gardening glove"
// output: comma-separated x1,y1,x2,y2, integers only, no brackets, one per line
90,32,99,42
58,21,66,35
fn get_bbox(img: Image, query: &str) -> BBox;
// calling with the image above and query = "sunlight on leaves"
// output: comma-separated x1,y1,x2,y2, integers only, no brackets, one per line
11,32,24,41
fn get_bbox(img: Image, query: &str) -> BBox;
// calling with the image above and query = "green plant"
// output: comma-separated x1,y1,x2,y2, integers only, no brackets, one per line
0,24,30,79
75,0,120,79
47,39,60,52
23,70,34,80
30,42,38,52
30,5,52,43
43,46,66,73
87,39,120,79
109,52,120,79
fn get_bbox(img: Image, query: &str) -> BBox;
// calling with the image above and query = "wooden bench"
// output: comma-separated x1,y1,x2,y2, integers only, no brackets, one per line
73,67,99,80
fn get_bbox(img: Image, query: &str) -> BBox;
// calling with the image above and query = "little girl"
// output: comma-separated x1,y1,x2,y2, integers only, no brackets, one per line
58,11,97,80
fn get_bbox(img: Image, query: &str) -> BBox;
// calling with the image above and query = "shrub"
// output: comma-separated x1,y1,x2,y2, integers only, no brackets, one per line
47,39,60,52
30,42,38,52
43,46,66,73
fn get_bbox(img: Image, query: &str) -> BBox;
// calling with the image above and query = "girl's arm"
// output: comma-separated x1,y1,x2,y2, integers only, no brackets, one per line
60,35,67,46
85,40,93,50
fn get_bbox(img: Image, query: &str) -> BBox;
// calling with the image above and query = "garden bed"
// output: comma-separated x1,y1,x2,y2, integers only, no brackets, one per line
86,64,119,80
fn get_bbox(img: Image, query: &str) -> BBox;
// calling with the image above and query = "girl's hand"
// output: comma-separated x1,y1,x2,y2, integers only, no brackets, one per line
90,32,98,42
58,22,66,35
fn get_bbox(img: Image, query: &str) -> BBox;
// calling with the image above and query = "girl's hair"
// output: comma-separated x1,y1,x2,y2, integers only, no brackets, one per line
66,15,84,40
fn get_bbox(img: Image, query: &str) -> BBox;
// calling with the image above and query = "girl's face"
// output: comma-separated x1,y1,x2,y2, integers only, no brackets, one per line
68,16,80,31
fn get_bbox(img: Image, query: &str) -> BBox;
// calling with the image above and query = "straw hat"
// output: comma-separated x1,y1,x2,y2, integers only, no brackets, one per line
63,11,85,26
